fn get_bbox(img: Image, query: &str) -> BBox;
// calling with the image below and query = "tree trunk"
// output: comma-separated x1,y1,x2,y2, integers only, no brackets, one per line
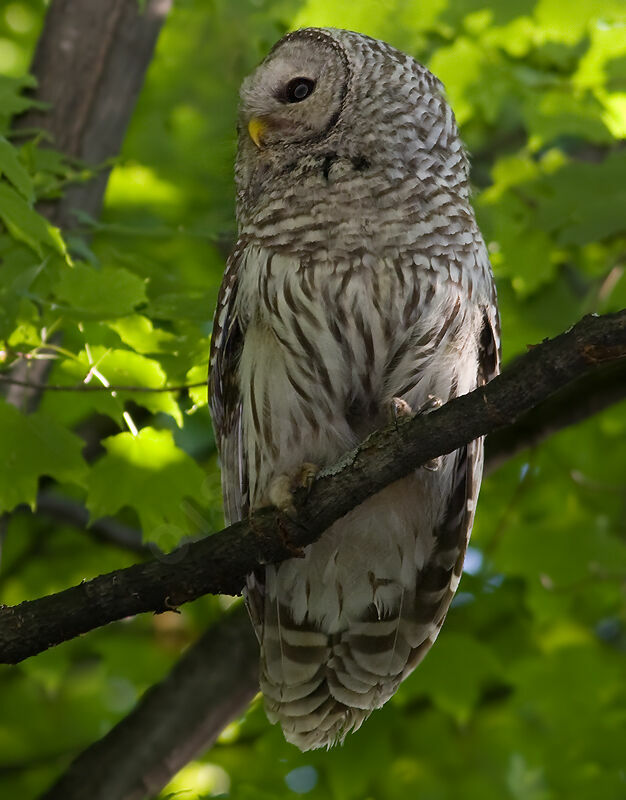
5,0,173,413
13,0,173,229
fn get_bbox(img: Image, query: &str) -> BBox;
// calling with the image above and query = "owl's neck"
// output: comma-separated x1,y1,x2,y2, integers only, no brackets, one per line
237,147,474,262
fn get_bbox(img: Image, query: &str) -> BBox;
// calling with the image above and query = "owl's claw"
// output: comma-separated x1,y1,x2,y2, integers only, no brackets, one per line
390,396,414,430
419,395,443,470
418,394,443,415
269,462,319,519
389,395,442,467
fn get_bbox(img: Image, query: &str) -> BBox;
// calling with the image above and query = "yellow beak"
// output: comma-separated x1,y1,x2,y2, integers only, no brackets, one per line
248,117,268,148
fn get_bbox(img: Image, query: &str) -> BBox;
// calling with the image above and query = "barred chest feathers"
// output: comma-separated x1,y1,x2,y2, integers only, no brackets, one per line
236,240,485,506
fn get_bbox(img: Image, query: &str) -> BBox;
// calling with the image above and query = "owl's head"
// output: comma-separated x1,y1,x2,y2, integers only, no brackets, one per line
238,29,351,152
235,29,468,222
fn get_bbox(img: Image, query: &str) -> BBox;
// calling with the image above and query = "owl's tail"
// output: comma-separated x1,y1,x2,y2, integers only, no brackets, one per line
255,444,478,751
259,606,443,750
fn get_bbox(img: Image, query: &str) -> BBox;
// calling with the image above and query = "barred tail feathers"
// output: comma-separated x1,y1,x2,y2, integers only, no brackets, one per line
254,445,480,750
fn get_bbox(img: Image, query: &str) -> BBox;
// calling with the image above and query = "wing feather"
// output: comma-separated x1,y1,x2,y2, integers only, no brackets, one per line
209,241,248,524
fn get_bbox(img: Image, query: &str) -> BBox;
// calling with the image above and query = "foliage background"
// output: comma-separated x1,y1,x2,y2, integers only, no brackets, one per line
0,0,625,797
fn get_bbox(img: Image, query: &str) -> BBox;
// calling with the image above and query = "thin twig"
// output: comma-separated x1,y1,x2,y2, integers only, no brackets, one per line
0,375,206,393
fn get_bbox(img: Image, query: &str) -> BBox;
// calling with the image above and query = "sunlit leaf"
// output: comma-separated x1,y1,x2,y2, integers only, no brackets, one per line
53,346,184,426
54,263,148,319
85,427,207,540
107,314,178,354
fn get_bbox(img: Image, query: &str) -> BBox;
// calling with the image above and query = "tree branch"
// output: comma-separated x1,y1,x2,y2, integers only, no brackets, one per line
484,356,626,474
39,606,258,800
36,351,626,800
0,311,624,665
33,311,626,799
34,491,153,556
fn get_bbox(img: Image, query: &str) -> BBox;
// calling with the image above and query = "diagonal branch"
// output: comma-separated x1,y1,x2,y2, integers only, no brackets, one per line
39,606,258,800
484,356,626,474
30,311,626,800
0,376,207,393
0,311,624,665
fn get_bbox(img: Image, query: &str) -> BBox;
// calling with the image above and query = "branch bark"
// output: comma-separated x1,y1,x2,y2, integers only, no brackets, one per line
1,310,624,666
484,356,626,474
39,606,258,800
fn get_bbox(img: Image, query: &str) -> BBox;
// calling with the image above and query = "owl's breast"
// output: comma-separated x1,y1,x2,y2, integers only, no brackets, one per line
235,241,482,507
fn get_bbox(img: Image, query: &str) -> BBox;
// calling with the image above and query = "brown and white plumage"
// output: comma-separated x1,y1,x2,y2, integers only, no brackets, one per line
209,28,500,750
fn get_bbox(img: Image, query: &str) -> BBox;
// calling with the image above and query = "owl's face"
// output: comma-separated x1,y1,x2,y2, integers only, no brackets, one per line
238,30,350,153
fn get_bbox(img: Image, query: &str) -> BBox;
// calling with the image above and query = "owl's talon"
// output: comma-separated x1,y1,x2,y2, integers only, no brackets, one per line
269,475,297,518
390,397,414,430
298,462,319,494
269,462,319,519
418,395,443,415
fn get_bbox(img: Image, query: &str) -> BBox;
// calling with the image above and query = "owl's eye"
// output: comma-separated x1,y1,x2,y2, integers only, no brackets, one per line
283,77,316,103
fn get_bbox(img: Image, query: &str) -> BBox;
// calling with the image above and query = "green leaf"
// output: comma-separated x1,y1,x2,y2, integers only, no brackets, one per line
0,399,86,513
523,89,613,149
0,136,34,202
54,347,184,426
396,633,502,723
535,152,626,244
479,194,558,296
575,25,626,90
54,263,148,319
429,37,487,126
149,291,214,323
0,183,65,257
534,0,626,45
107,314,178,354
186,363,208,409
0,75,44,132
85,427,207,540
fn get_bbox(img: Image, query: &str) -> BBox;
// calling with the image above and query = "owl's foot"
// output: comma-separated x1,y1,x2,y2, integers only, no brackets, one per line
390,396,414,428
389,395,442,470
418,395,443,471
269,462,318,519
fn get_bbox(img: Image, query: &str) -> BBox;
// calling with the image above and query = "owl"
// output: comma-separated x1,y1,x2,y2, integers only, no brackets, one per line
209,28,500,751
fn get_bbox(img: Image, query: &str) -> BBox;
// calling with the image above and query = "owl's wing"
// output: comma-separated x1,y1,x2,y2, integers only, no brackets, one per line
209,242,266,636
209,241,249,525
402,296,502,674
478,300,501,387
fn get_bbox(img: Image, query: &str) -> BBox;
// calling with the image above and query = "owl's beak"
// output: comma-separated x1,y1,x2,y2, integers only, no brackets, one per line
248,117,267,149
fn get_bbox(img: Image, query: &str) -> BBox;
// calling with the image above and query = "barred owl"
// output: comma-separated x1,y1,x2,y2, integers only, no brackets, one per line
209,28,500,751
